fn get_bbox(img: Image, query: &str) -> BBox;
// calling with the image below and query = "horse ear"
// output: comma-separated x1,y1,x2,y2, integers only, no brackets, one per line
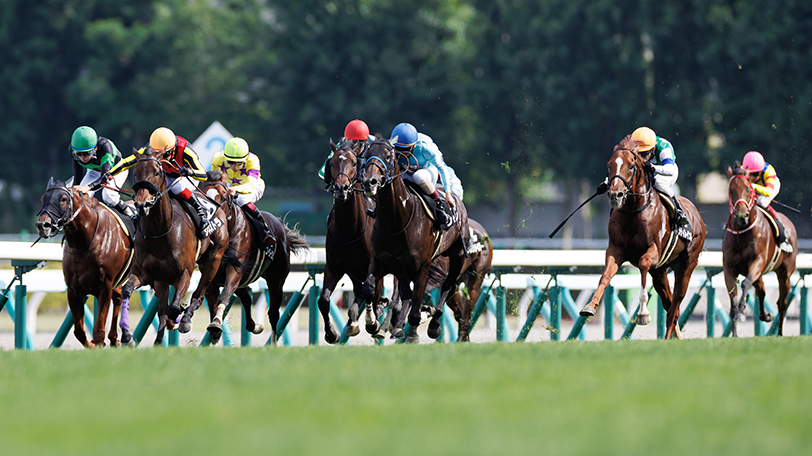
726,166,733,178
389,135,399,147
65,177,74,187
46,177,54,189
329,138,337,152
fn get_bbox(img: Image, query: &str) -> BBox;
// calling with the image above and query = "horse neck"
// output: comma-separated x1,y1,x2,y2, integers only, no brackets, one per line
331,187,367,229
376,174,415,229
141,188,175,236
63,197,99,252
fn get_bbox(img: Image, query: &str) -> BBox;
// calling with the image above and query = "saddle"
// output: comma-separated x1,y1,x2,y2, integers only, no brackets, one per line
101,201,135,243
240,206,276,260
175,195,223,238
757,206,781,238
404,181,459,228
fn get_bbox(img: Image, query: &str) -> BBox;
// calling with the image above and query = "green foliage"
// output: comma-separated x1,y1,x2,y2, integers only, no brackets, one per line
1,0,811,231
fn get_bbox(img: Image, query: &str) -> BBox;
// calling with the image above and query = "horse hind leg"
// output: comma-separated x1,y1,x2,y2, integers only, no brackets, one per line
119,275,141,346
365,279,386,337
236,287,263,336
317,268,341,344
775,268,792,336
753,278,771,323
108,286,122,347
67,291,93,348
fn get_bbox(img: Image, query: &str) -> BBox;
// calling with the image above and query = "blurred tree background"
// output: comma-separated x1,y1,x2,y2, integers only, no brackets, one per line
1,0,810,236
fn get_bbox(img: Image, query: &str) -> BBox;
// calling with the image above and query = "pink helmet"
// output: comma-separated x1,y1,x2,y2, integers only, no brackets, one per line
742,151,765,173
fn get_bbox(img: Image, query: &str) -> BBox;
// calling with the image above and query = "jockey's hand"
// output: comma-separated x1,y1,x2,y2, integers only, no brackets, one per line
103,172,113,182
75,185,91,195
643,161,656,174
445,191,455,208
227,187,238,196
178,166,191,177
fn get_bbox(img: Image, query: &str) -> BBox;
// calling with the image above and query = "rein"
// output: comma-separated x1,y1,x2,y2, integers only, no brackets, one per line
726,174,757,235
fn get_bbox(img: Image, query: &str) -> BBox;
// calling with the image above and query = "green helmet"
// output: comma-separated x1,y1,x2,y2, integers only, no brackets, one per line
71,126,98,153
224,137,249,162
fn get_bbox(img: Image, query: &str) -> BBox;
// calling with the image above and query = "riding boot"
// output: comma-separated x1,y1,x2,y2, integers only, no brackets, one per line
766,206,793,253
433,196,453,231
186,194,211,234
244,203,276,259
670,195,692,241
115,200,137,221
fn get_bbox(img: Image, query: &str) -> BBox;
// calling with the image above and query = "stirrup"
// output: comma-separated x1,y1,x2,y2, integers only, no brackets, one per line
779,240,793,253
365,208,376,218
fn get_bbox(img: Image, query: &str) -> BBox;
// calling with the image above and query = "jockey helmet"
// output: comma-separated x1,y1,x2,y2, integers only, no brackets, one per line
224,137,249,162
71,126,98,153
631,126,657,153
344,119,369,141
742,151,765,173
391,123,418,148
149,127,176,153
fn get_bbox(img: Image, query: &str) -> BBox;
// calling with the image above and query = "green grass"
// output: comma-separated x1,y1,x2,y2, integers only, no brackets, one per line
1,337,811,456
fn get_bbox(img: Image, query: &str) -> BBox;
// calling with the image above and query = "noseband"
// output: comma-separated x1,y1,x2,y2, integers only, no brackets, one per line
132,156,173,201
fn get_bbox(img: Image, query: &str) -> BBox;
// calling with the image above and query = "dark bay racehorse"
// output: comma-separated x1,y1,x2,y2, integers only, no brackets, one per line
723,164,797,336
360,136,468,343
423,218,493,342
318,139,385,343
579,135,706,339
121,148,229,345
35,178,134,347
198,171,310,344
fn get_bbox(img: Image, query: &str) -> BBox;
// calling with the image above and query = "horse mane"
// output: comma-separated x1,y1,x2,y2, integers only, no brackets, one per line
615,134,643,155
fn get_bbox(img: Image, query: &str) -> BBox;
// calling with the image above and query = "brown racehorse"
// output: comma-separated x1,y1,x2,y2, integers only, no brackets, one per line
120,148,229,345
35,177,134,347
579,135,706,339
423,218,493,342
197,171,310,344
723,163,797,336
360,136,468,343
318,139,385,343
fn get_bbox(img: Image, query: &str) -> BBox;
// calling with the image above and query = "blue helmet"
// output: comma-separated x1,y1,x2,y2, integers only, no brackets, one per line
391,123,418,147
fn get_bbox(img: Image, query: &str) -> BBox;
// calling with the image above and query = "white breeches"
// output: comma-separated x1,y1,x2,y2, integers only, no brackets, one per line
653,165,678,198
166,175,199,196
234,179,266,206
404,166,439,196
81,169,128,206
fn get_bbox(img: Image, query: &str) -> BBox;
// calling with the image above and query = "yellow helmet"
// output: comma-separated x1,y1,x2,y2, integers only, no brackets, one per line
149,127,176,152
631,127,656,152
224,137,249,162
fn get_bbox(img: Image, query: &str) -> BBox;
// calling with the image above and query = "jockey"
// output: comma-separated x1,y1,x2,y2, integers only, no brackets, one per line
210,137,276,258
390,122,459,230
631,126,692,240
318,119,371,182
106,127,213,234
742,150,793,252
70,126,136,219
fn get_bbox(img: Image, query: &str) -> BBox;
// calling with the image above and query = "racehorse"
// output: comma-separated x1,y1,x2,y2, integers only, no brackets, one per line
198,171,310,344
579,135,706,339
421,218,493,342
360,136,468,343
318,139,385,343
120,148,229,345
723,163,797,336
35,177,134,347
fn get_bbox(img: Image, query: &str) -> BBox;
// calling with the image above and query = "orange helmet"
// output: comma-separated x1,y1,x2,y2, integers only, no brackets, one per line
149,127,176,152
344,119,369,141
631,127,656,152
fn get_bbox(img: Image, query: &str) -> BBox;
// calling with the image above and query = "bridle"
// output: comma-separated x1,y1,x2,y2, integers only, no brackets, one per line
726,174,757,234
200,179,237,235
326,143,365,199
131,155,175,203
37,185,86,236
609,148,653,214
361,139,407,186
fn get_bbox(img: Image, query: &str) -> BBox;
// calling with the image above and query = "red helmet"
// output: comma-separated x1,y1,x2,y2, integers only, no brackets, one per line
344,119,369,141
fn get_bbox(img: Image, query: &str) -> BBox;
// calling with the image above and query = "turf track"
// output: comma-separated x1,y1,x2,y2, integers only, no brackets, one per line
1,337,810,456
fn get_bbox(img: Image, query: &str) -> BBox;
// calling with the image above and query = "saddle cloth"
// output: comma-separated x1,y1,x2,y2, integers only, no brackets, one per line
175,195,223,238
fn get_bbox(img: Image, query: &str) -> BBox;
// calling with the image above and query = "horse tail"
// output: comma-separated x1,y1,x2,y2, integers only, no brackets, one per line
283,221,311,256
222,237,249,273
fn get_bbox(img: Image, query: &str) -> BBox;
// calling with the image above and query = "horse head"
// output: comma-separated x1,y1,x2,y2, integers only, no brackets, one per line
326,139,365,202
131,147,166,217
727,161,755,227
606,135,647,209
360,135,397,197
35,177,75,238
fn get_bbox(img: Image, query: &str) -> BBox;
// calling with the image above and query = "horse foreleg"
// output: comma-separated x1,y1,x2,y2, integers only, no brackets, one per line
265,275,285,346
153,282,170,346
651,270,676,338
723,269,740,338
753,277,771,323
207,270,240,344
109,286,122,347
67,289,92,348
318,265,341,344
391,279,412,340
92,285,113,347
406,267,432,344
364,278,385,337
119,274,142,346
581,249,623,317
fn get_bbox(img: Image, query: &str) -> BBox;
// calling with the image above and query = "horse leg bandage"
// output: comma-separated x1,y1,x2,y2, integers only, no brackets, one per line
120,299,130,330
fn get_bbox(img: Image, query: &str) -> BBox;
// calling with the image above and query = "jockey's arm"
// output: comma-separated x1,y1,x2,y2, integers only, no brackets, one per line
180,146,208,180
107,153,137,177
652,137,677,177
230,157,262,194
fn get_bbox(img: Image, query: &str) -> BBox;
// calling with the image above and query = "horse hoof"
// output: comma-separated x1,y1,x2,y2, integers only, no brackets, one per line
121,333,134,346
167,305,182,322
636,314,651,326
761,313,773,323
405,334,420,344
579,306,596,317
179,315,193,334
365,321,381,335
427,321,442,339
346,322,360,337
325,331,339,345
251,324,264,335
371,331,386,340
391,328,405,339
207,319,223,338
